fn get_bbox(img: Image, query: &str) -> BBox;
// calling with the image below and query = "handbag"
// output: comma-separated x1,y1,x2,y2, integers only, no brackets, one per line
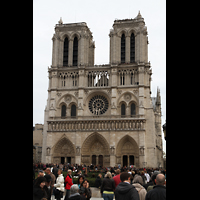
53,187,60,195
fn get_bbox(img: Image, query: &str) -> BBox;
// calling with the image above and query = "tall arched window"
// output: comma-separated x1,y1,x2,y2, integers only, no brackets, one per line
73,37,78,66
121,103,126,117
131,103,136,116
63,37,69,66
61,105,66,117
71,104,76,117
130,33,135,63
121,34,125,63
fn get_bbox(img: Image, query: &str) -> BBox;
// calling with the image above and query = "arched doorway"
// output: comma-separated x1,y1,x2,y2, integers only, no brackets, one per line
116,135,139,167
52,136,75,164
81,132,110,167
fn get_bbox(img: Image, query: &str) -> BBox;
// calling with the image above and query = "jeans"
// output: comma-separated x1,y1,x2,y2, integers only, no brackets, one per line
64,189,70,200
103,193,114,200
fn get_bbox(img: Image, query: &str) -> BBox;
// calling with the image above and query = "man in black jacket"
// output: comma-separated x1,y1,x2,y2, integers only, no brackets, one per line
115,172,139,200
145,173,166,200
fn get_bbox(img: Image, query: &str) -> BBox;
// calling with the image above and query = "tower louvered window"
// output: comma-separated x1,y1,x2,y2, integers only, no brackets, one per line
130,33,135,63
121,34,125,63
63,37,68,66
73,37,78,66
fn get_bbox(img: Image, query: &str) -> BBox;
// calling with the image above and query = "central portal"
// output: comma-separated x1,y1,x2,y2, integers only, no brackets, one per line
81,132,110,167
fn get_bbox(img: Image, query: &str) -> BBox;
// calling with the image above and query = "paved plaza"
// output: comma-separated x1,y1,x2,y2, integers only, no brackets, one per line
50,187,115,200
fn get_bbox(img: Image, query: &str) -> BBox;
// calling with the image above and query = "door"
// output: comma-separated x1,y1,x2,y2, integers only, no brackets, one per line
92,155,96,165
123,155,127,166
67,157,71,164
99,155,103,166
61,157,65,164
129,155,134,165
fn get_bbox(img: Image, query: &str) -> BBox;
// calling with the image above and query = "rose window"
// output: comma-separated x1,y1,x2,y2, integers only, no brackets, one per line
89,95,109,115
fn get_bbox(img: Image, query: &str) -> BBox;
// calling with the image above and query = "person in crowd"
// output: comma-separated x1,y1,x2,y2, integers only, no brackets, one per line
68,184,86,200
144,170,150,183
113,169,121,188
54,169,65,200
33,176,48,200
45,167,56,196
64,169,74,200
77,175,84,189
132,175,147,200
95,173,102,189
101,172,115,200
115,172,139,200
143,173,153,191
44,174,52,200
52,164,59,180
79,179,91,200
33,170,45,185
145,173,166,200
140,171,147,184
146,172,159,192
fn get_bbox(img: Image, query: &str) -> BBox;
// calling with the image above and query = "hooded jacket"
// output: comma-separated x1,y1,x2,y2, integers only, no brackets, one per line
132,183,147,200
115,182,139,200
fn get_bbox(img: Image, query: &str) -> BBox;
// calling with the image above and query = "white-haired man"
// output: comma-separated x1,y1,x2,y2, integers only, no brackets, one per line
68,184,86,200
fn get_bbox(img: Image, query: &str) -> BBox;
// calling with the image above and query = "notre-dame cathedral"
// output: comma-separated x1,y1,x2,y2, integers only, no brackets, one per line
41,12,163,168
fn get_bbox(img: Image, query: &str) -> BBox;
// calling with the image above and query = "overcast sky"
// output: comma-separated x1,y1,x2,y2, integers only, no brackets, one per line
33,0,166,152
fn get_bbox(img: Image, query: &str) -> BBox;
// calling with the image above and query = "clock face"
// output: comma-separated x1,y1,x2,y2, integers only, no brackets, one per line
89,95,109,115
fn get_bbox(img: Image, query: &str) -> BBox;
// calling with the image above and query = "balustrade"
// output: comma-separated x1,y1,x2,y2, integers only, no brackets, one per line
47,119,145,132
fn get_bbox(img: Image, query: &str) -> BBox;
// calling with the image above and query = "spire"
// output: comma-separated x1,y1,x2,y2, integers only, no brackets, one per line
137,10,142,19
156,87,161,105
58,17,63,25
134,11,144,22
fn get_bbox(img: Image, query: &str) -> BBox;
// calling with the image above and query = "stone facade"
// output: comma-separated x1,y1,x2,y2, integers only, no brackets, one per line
33,124,43,162
41,12,163,168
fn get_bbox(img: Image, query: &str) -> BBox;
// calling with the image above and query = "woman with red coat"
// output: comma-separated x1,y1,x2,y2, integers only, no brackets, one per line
64,169,73,200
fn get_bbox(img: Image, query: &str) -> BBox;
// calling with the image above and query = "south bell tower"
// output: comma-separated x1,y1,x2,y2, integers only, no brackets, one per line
109,11,148,65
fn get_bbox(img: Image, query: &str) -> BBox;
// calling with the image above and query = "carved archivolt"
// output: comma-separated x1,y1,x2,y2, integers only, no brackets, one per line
81,132,109,155
116,135,139,156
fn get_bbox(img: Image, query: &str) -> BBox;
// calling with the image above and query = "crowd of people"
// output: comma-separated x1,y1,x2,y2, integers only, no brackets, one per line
33,162,166,200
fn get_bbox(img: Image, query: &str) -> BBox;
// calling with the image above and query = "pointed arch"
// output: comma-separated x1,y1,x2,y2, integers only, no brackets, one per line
70,32,81,41
52,135,75,157
117,29,128,37
81,132,109,155
127,28,137,37
81,132,110,166
116,135,139,155
116,135,139,166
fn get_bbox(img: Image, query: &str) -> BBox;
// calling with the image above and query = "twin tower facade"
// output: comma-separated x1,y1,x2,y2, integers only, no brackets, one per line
42,12,163,168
